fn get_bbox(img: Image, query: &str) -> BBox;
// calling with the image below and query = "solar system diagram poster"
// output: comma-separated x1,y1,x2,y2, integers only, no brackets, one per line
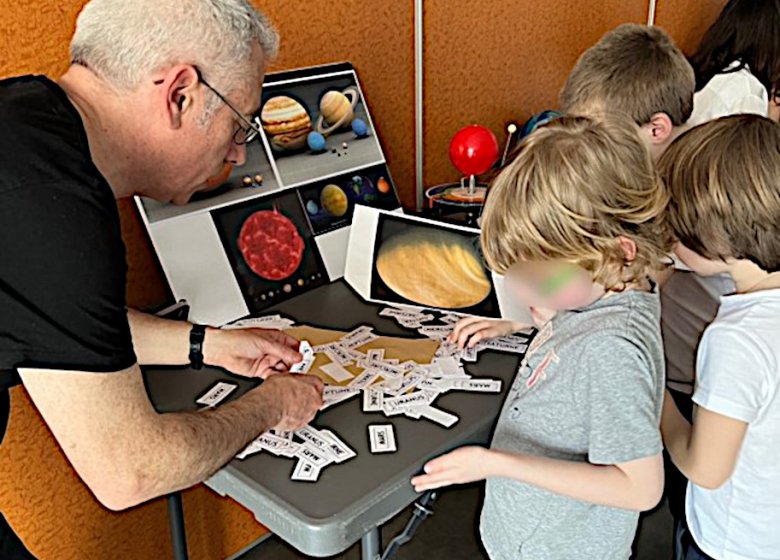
259,68,390,190
212,191,328,312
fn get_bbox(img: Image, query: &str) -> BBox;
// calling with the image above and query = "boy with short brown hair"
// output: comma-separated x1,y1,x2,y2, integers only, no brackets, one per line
660,115,780,560
560,23,695,158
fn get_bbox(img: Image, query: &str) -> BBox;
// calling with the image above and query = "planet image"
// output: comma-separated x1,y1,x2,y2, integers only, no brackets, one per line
305,200,319,215
315,87,359,136
238,210,305,281
377,176,391,194
307,131,327,152
351,117,369,138
376,228,491,309
347,175,376,204
320,184,349,217
261,96,312,152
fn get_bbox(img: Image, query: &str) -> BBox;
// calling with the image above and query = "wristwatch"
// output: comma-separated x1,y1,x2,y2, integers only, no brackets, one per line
189,324,207,370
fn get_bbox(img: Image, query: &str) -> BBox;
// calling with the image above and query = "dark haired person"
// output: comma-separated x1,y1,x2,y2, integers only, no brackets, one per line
688,0,780,125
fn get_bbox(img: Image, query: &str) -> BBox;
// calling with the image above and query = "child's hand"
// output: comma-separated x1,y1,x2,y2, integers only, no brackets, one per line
411,446,493,492
448,317,525,349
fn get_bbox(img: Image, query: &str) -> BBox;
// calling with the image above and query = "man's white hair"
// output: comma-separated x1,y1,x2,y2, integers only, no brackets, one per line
70,0,278,94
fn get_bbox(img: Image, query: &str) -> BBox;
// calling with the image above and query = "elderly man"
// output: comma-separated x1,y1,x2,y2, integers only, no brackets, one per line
0,1,324,556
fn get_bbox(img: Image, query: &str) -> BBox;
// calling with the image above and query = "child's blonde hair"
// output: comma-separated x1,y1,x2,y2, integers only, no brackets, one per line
658,115,780,272
481,115,672,291
560,24,695,126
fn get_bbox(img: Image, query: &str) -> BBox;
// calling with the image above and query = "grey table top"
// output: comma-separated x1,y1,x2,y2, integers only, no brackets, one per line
143,280,525,557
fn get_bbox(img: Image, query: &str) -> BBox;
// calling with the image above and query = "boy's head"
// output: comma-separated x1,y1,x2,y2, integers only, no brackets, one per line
481,115,671,311
658,114,780,276
560,23,695,159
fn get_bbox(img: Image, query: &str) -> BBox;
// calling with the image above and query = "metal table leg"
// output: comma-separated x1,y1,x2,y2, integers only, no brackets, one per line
167,492,189,560
361,526,381,560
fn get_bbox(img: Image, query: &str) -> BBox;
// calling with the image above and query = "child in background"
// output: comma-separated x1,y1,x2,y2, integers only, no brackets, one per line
688,0,780,126
454,23,696,348
560,23,695,159
659,115,780,560
458,38,702,530
412,115,669,559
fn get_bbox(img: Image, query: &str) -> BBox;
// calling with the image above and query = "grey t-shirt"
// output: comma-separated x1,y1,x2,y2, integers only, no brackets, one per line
480,290,665,560
661,271,734,394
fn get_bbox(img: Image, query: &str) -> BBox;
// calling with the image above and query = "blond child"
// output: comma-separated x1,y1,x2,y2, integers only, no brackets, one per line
449,28,710,551
412,115,670,559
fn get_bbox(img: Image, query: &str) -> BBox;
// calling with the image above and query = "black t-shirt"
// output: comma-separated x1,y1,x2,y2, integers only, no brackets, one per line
0,75,137,445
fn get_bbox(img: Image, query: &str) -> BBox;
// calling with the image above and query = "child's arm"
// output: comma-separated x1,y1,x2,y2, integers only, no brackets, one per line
449,316,532,349
661,390,747,489
411,446,663,512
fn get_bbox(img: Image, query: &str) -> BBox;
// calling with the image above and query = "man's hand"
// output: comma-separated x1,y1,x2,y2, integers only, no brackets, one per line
259,373,325,431
20,364,324,511
411,446,493,491
203,327,303,379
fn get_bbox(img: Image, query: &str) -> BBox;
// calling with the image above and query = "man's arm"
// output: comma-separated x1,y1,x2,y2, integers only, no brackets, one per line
19,364,322,511
126,309,189,365
661,390,747,489
127,309,301,377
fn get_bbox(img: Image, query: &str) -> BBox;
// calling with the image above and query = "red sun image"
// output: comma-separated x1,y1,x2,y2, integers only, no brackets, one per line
238,210,305,281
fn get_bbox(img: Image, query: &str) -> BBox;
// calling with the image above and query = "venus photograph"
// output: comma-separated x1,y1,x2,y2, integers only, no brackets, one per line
259,67,386,188
370,213,501,317
211,190,328,312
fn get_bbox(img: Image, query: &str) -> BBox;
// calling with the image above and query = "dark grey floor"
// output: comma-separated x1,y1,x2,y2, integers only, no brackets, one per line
237,486,673,560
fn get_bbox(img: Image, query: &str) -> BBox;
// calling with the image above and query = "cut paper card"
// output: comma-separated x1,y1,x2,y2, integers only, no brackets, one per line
196,381,238,407
222,314,296,330
319,361,355,383
318,429,357,464
281,324,440,388
416,405,459,428
345,205,531,323
291,459,321,482
290,340,315,373
368,424,397,453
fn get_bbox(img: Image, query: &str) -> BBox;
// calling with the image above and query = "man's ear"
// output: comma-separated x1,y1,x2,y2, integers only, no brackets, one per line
156,65,200,129
642,112,674,145
617,236,637,263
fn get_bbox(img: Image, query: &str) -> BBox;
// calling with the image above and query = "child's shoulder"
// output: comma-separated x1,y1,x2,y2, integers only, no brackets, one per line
703,289,780,362
566,289,660,340
555,290,663,375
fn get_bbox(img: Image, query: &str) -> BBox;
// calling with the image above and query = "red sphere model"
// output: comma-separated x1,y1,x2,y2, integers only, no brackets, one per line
238,210,304,281
448,125,499,176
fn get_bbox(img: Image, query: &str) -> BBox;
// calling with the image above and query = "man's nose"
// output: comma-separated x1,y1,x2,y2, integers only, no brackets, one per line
226,142,246,166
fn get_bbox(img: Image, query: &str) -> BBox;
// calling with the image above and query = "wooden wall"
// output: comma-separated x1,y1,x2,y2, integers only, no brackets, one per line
0,0,727,557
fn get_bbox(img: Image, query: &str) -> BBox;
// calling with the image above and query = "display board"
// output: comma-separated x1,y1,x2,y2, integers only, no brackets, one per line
135,63,402,324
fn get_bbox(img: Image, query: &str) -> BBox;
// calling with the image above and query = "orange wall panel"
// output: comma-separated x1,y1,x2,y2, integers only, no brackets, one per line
0,386,268,559
422,0,648,187
654,0,728,54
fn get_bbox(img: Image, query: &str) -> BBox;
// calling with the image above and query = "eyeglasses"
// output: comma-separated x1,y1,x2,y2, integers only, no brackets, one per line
195,68,262,145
